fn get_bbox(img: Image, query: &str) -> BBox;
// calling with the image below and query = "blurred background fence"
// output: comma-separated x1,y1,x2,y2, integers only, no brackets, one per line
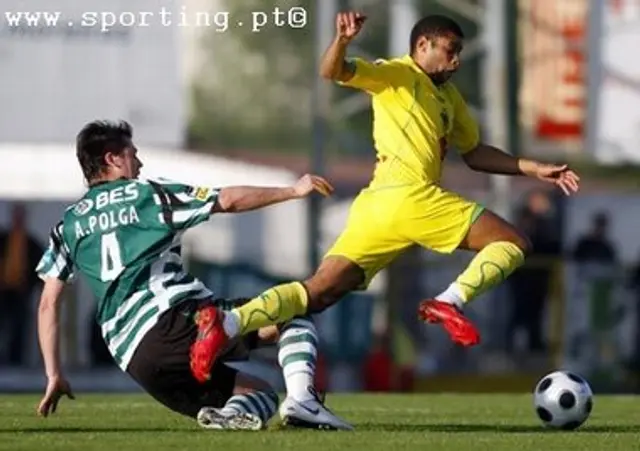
1,0,640,394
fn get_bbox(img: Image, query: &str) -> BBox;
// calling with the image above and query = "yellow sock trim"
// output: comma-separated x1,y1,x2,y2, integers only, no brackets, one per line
233,282,308,335
455,241,525,303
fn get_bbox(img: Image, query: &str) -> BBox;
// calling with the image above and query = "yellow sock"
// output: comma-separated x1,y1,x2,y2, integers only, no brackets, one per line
232,282,309,335
455,241,525,303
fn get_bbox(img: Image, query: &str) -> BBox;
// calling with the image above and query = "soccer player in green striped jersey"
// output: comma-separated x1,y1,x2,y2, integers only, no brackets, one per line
34,120,350,430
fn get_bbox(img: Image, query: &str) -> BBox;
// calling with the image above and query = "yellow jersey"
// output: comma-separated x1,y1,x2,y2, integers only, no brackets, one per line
338,55,480,187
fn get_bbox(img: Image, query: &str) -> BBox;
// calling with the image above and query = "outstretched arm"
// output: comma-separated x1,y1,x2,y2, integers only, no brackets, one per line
462,143,529,175
462,144,581,195
448,85,580,196
213,174,334,213
149,174,333,231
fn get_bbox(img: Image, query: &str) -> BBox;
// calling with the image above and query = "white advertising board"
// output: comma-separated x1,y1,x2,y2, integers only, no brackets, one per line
587,0,640,163
0,0,185,147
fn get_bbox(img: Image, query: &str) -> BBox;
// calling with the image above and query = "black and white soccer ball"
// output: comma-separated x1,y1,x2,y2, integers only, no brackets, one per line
533,370,593,430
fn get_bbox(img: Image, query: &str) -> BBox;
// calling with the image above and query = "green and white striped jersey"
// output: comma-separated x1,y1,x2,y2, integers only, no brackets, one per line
35,177,220,370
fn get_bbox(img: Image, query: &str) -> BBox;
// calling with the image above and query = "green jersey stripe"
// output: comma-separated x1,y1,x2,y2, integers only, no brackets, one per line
108,297,161,352
108,275,210,352
172,203,215,223
102,290,152,343
115,283,213,368
35,222,74,283
155,201,215,227
111,305,160,364
101,288,149,333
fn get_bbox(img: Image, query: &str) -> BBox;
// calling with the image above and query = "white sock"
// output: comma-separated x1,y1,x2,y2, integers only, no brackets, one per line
222,310,241,338
278,317,318,402
435,283,465,310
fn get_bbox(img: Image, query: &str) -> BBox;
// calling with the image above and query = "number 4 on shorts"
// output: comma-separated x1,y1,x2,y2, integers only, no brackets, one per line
101,231,124,281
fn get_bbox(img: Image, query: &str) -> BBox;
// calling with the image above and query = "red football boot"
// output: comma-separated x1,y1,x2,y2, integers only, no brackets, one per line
418,299,481,347
189,305,229,383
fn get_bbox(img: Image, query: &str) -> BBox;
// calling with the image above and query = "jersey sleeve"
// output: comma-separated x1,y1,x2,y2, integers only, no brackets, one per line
449,85,481,154
337,57,404,94
35,221,75,283
148,179,220,231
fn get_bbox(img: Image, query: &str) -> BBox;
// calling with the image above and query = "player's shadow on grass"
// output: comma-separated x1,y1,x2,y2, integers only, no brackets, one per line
0,427,192,434
359,423,640,434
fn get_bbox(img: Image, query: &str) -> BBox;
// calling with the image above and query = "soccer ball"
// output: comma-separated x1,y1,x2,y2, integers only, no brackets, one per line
533,370,593,430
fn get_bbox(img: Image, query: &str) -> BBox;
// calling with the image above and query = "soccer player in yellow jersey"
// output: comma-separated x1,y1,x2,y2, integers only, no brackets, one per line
197,13,581,386
314,12,580,345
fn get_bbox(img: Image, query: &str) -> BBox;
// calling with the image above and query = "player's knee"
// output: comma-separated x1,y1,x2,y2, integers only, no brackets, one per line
302,277,355,314
303,278,342,313
301,257,364,313
257,325,280,344
281,315,317,335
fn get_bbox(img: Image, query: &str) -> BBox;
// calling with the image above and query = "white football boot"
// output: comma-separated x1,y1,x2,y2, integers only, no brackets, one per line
197,407,263,431
279,387,354,431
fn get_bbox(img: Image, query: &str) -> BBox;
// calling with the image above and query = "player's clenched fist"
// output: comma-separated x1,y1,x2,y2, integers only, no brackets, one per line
293,174,334,198
336,11,366,42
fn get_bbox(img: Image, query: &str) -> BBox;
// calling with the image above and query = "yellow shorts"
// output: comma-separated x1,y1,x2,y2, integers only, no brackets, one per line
324,183,484,288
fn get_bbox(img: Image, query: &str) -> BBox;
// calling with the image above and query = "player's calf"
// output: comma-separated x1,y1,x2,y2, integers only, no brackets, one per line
278,316,318,402
303,256,365,313
435,210,529,307
460,209,532,255
277,315,354,430
419,210,530,346
189,256,364,386
205,257,363,357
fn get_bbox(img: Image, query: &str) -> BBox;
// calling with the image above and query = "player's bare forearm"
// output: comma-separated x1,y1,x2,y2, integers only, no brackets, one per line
463,143,580,194
319,37,354,81
37,280,75,418
37,279,65,379
214,186,298,213
462,143,538,176
214,175,333,213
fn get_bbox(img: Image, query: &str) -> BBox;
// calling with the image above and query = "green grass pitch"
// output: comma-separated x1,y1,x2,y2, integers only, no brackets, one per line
1,394,638,450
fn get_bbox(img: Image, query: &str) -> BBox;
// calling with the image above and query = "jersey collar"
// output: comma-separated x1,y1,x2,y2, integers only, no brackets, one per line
401,54,442,89
89,176,128,188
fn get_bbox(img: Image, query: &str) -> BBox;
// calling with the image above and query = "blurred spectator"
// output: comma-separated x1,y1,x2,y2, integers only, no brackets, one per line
363,332,393,392
572,211,617,264
524,189,558,237
507,190,561,355
0,204,44,366
627,254,640,372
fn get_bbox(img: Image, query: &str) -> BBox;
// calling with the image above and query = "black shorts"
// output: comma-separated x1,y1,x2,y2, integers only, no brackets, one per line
126,297,259,419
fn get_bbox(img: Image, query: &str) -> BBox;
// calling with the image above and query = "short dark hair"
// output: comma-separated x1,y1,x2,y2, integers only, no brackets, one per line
410,15,464,53
76,120,133,182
